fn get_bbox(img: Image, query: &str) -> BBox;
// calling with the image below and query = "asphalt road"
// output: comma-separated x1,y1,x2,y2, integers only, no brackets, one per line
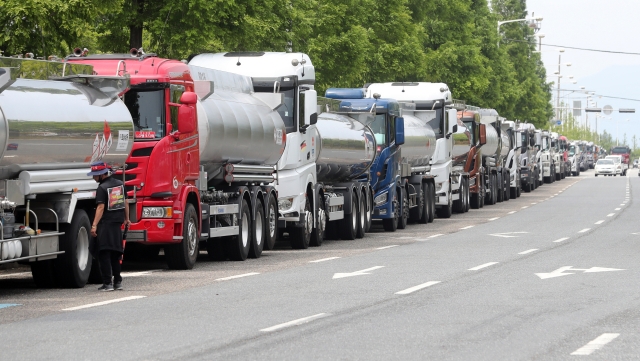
1,169,639,360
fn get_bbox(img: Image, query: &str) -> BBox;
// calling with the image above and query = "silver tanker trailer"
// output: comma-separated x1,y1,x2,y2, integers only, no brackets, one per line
0,57,134,287
478,109,510,205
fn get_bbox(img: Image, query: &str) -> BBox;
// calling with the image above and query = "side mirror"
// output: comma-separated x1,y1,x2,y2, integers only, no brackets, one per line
479,124,487,146
395,117,405,146
178,104,196,134
529,137,535,147
180,91,197,105
452,124,458,133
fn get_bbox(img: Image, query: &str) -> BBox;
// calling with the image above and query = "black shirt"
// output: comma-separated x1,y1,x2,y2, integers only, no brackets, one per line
95,176,126,223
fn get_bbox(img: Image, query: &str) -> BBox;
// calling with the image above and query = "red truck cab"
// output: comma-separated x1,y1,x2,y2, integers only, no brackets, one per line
66,51,201,269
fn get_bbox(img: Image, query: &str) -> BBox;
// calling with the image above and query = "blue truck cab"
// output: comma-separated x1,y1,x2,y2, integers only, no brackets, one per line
324,88,407,230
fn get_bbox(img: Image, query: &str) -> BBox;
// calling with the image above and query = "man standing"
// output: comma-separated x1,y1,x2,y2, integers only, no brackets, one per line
87,161,130,291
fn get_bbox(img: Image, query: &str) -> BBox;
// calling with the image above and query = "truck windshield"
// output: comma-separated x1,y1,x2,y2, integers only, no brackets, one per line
611,147,629,154
125,89,166,140
569,146,576,156
462,120,475,144
421,109,442,137
542,137,549,150
367,114,387,146
254,85,296,133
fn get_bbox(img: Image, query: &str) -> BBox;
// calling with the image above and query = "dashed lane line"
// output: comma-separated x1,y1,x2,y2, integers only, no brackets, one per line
508,211,517,214
215,273,260,281
310,257,341,263
518,249,538,255
62,296,146,311
578,228,591,233
570,333,620,356
488,217,500,221
468,262,499,271
260,313,330,332
615,208,621,211
522,206,529,209
395,281,441,295
554,237,570,243
607,213,615,217
376,245,399,250
595,220,604,225
460,225,474,230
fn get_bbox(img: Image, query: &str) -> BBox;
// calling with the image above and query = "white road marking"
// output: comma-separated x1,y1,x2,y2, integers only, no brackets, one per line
376,245,398,250
468,262,499,271
260,313,330,332
488,217,500,221
333,266,384,279
536,266,624,280
490,232,528,238
0,272,31,279
428,234,443,239
620,204,625,206
578,228,590,233
310,257,341,263
595,220,604,225
522,206,529,209
398,236,414,239
615,208,621,210
460,225,474,230
215,272,260,281
607,213,615,217
531,202,537,205
554,237,570,243
518,249,538,255
121,270,160,278
395,281,441,295
508,211,517,214
63,296,146,311
570,333,620,356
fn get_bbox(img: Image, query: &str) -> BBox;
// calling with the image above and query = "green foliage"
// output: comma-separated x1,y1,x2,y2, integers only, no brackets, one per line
1,0,553,122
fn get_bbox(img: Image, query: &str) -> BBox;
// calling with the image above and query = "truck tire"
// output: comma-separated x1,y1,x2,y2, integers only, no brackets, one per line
339,195,358,240
310,193,326,247
264,194,278,251
497,172,504,203
248,198,265,258
397,187,409,229
364,192,373,232
453,180,465,213
503,173,510,201
31,260,57,288
356,192,366,238
166,203,199,268
510,186,517,199
427,182,435,223
383,192,399,232
410,183,424,223
485,174,495,205
418,183,429,224
225,199,253,258
436,188,453,218
291,197,312,248
54,209,92,288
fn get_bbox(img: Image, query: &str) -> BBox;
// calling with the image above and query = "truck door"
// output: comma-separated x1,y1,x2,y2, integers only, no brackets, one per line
168,84,198,192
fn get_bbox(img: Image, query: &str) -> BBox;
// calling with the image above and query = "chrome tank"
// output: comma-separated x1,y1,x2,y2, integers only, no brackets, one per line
452,121,472,169
402,114,436,170
0,78,134,180
193,66,286,184
482,124,502,159
315,112,376,182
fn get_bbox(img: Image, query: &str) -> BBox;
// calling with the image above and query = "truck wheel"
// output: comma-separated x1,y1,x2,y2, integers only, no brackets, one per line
410,183,424,223
166,203,199,268
226,199,253,258
398,187,409,229
356,193,366,238
365,192,373,232
418,183,429,224
311,194,326,247
465,178,471,212
339,195,358,240
510,186,517,199
453,180,464,213
383,192,399,232
290,197,312,248
503,174,510,202
264,194,278,251
248,198,265,258
427,182,435,223
31,260,57,288
54,209,92,288
436,189,453,218
497,173,504,203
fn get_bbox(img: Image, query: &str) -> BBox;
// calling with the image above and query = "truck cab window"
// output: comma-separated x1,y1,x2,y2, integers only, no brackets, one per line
389,116,396,144
370,114,387,146
125,89,166,139
169,85,185,132
463,120,475,144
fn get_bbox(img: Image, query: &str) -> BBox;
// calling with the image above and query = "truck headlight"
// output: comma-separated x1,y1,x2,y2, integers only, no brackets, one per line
374,192,388,206
278,197,294,211
142,207,172,218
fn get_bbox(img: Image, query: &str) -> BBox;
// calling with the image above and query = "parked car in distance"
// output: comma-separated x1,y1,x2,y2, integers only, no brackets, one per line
594,159,615,176
605,155,623,176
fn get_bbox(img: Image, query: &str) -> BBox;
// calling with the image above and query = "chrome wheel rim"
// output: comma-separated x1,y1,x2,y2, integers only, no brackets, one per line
268,204,276,238
242,216,249,247
76,227,89,271
187,217,197,257
255,212,263,246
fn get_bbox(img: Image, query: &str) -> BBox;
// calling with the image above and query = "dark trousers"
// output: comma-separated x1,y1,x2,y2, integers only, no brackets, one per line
99,250,122,285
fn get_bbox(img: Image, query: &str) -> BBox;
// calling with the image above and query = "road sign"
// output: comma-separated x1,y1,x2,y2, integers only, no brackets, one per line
535,266,624,279
603,105,613,115
333,266,384,279
556,120,562,126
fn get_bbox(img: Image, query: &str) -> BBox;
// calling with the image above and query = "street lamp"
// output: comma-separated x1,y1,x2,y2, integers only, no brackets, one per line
537,33,545,52
497,14,543,47
555,49,572,121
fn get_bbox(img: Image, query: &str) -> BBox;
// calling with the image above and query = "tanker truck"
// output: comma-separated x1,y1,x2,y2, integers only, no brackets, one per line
569,141,583,176
364,82,471,218
559,135,571,177
324,88,437,231
0,57,134,287
550,132,566,180
477,109,510,205
518,123,538,192
458,108,487,209
188,52,373,246
501,120,522,198
540,130,557,183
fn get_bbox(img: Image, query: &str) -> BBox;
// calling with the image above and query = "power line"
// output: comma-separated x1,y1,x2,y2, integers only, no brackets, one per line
504,39,640,56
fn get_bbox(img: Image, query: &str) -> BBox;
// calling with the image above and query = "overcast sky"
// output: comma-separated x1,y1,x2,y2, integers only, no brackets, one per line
526,0,640,146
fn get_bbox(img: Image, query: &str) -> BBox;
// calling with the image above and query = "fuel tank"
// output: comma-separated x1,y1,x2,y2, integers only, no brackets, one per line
315,112,376,182
0,77,134,180
192,66,286,184
401,114,436,170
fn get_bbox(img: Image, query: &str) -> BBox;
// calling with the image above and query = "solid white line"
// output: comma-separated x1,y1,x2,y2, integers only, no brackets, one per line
508,211,517,214
309,257,340,263
488,217,500,221
260,313,330,332
395,281,441,295
607,213,615,217
570,333,620,356
468,262,499,271
376,245,398,250
578,228,591,233
595,220,604,225
215,272,260,281
554,237,570,243
615,208,621,210
121,270,160,278
63,296,146,311
428,234,443,239
460,225,474,230
518,249,538,255
0,272,31,279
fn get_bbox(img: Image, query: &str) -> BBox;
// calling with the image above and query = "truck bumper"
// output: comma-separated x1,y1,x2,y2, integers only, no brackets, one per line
372,184,395,220
520,168,531,186
127,219,179,244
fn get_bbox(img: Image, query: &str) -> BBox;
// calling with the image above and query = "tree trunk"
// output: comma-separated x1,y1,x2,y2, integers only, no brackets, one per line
129,0,145,50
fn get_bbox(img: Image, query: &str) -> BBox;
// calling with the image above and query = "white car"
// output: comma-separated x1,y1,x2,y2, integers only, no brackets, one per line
594,159,616,176
604,155,623,176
